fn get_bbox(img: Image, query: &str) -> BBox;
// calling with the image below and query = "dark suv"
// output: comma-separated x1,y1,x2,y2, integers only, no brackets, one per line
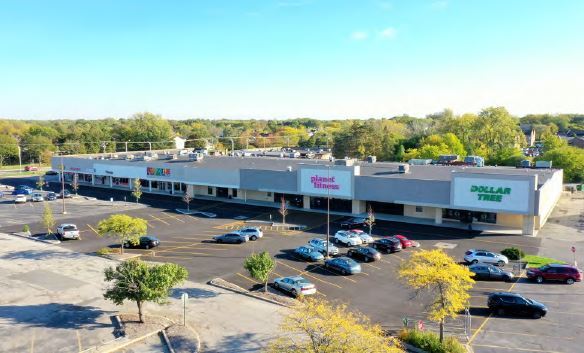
371,237,402,253
526,264,582,285
488,292,547,319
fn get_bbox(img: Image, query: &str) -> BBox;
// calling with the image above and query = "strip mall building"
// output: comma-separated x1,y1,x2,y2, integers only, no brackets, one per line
52,150,563,236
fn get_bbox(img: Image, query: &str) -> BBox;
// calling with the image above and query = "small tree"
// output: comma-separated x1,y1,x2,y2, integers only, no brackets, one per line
365,205,375,236
278,196,288,225
243,251,276,292
42,202,55,235
71,173,79,195
97,214,148,254
132,178,142,204
103,259,188,323
182,192,192,212
266,297,403,353
399,249,474,342
36,175,45,191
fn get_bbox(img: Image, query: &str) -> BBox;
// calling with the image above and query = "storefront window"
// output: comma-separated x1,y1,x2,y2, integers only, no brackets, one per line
443,208,497,224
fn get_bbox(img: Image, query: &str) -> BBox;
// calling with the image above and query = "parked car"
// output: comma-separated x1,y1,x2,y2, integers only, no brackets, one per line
526,264,582,284
308,238,339,256
273,276,316,297
333,230,363,247
14,194,27,204
488,292,547,319
60,190,72,198
214,233,248,244
324,257,362,275
56,224,80,240
31,192,44,202
123,236,160,249
13,187,32,195
469,264,514,282
45,170,58,175
340,217,371,229
24,166,39,171
371,237,402,253
46,192,57,201
394,234,420,248
464,249,508,266
236,226,263,241
294,245,324,262
17,185,33,192
347,247,381,262
347,229,374,244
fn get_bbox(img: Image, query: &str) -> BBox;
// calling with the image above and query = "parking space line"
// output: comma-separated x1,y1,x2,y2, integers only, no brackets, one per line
471,344,564,353
76,330,82,352
236,272,260,285
312,264,357,283
366,263,382,270
164,213,185,223
154,242,201,254
479,329,573,340
86,224,99,236
377,258,392,265
276,261,342,289
150,214,170,225
29,330,35,353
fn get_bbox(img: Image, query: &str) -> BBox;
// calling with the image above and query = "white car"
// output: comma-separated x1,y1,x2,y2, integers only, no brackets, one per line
464,249,508,266
273,276,316,297
347,229,374,244
334,230,363,247
236,226,263,241
308,238,339,256
56,224,80,240
31,192,44,202
14,194,27,204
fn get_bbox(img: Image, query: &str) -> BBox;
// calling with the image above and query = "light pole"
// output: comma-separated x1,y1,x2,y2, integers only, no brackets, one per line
326,164,331,258
17,145,22,173
60,155,67,214
125,141,129,153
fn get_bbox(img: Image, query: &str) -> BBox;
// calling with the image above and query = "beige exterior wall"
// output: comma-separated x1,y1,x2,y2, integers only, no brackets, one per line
404,205,437,219
536,170,563,229
193,185,214,196
242,190,274,203
496,213,524,228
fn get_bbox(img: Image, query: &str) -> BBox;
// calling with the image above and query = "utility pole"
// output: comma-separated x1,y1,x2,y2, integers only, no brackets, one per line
326,165,331,258
17,145,22,173
60,155,67,214
125,141,128,153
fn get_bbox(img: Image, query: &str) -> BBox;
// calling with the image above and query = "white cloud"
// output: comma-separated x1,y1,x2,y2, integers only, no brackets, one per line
379,27,397,39
350,31,368,41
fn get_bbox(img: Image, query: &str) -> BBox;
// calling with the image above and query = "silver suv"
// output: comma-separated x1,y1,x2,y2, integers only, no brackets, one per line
236,226,263,241
308,238,339,256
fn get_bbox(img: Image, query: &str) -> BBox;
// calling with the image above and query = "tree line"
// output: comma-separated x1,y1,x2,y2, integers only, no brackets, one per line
0,107,582,181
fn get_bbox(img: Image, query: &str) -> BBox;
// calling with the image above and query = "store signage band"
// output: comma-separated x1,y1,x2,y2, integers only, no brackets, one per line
147,167,171,177
310,175,340,190
470,185,511,202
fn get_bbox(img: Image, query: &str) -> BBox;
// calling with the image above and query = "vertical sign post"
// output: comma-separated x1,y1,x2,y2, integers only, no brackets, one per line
181,292,188,326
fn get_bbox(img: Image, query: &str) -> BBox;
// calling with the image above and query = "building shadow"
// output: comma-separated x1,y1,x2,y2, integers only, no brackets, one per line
0,249,83,261
169,287,219,299
0,303,109,329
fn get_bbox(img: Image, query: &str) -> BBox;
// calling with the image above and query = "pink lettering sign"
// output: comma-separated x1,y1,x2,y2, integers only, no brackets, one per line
310,175,340,190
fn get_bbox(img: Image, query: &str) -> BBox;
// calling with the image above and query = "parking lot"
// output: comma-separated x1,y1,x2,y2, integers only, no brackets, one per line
1,176,583,353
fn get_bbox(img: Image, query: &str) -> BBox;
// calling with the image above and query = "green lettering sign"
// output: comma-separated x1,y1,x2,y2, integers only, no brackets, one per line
470,184,511,202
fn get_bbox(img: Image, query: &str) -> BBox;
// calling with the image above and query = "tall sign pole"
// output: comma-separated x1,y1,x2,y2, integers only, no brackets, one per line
61,155,67,214
326,165,330,259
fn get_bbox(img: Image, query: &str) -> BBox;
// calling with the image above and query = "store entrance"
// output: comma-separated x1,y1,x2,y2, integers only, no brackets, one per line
310,197,352,213
274,193,304,208
443,208,497,224
216,187,229,198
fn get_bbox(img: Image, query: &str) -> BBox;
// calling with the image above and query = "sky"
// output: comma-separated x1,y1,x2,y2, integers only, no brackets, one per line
0,0,583,120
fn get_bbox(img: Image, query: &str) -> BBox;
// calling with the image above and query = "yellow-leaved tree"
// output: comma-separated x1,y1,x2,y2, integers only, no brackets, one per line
398,249,474,342
265,297,403,353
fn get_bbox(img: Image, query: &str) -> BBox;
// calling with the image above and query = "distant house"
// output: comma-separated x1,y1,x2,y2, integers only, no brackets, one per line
569,137,584,149
520,124,536,146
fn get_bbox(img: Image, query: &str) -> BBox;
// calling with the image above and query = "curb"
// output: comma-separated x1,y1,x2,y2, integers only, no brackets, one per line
161,329,176,353
8,232,61,245
208,278,294,308
185,323,202,353
99,329,161,353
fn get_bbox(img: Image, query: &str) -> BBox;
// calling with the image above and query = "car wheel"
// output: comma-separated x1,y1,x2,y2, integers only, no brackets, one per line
536,276,544,284
472,260,479,264
496,308,505,316
566,278,575,285
371,244,377,249
274,282,280,289
144,244,150,249
504,276,512,282
341,269,347,275
532,311,542,319
291,289,298,297
497,260,505,267
238,239,243,244
250,235,257,241
216,239,222,243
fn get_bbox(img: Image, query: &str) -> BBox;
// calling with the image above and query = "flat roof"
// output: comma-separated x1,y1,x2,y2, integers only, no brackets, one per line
63,151,557,185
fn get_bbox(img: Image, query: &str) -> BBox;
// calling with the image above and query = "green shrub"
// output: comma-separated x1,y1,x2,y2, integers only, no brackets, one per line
399,329,465,353
22,225,30,233
96,247,114,256
501,247,525,260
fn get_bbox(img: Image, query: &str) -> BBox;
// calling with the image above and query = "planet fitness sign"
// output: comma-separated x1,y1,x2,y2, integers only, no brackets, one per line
147,167,171,177
452,176,530,213
299,168,352,198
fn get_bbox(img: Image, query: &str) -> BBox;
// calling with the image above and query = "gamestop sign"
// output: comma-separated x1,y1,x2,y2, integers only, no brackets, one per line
452,177,531,213
299,168,352,198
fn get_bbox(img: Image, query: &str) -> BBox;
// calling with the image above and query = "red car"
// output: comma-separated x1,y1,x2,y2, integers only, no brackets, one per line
24,166,39,171
526,264,582,285
393,235,420,248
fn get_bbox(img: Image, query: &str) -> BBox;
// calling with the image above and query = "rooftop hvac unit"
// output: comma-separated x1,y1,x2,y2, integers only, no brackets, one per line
398,164,410,173
367,155,377,163
335,158,355,166
535,160,552,169
189,153,204,162
287,166,293,172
